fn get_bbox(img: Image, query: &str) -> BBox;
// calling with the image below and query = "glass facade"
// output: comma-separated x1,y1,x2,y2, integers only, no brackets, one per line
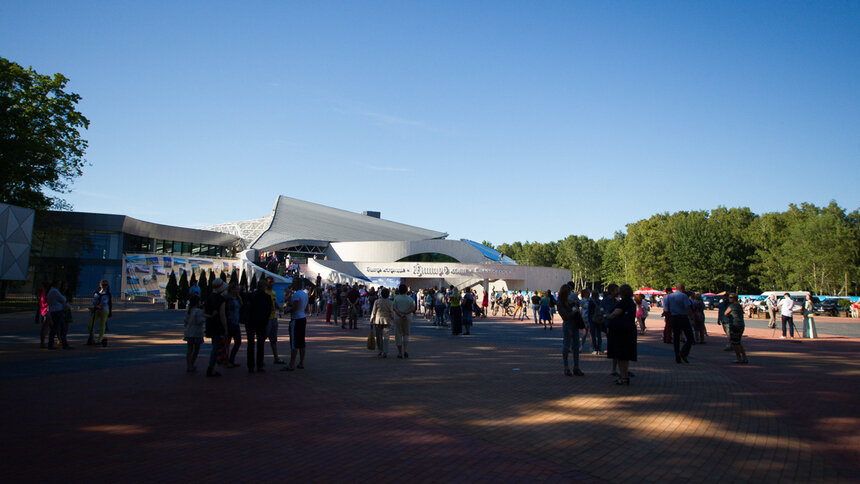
396,253,460,263
151,238,234,258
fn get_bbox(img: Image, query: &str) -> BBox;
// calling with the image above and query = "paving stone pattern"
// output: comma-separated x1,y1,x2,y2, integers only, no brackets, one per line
1,309,858,483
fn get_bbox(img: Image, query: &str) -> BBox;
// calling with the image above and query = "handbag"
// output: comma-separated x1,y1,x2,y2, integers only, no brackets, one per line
366,328,376,350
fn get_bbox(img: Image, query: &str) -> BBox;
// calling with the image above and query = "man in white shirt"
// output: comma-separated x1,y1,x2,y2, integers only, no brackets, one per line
778,293,796,339
282,279,309,371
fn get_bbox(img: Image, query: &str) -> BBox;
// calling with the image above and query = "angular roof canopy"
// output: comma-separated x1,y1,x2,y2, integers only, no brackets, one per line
246,196,446,250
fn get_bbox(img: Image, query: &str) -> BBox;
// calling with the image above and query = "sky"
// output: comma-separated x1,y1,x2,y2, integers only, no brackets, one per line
2,1,858,245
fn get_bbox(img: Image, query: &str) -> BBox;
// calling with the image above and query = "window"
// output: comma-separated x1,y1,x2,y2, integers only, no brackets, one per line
396,253,459,263
124,234,151,253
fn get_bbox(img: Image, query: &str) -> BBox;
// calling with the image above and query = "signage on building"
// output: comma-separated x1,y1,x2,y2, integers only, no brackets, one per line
362,263,515,278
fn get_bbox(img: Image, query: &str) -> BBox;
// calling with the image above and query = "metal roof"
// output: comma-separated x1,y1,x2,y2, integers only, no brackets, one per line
250,196,447,250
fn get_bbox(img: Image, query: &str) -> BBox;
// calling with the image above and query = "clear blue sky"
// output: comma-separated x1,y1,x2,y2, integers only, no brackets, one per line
3,1,858,244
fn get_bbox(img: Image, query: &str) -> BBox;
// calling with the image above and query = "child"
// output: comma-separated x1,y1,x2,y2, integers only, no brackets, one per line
184,294,205,373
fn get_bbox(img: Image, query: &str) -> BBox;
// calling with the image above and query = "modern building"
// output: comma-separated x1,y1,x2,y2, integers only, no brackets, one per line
23,211,242,298
206,196,571,293
14,195,570,299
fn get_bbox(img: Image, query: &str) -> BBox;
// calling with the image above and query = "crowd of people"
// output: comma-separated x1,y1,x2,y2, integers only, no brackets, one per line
36,268,837,387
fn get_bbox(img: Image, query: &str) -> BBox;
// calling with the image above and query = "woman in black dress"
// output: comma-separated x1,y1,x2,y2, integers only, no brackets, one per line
606,284,638,385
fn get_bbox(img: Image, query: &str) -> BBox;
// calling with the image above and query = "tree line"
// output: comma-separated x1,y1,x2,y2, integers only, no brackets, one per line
485,202,860,296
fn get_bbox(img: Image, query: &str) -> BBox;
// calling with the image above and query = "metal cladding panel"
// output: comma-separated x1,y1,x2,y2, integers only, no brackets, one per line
0,203,35,280
251,196,446,250
37,211,241,247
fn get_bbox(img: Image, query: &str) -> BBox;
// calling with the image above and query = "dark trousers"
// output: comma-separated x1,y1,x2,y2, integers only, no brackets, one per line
450,306,462,334
245,324,266,371
588,321,602,351
781,315,795,337
49,310,69,348
671,314,694,360
228,324,242,363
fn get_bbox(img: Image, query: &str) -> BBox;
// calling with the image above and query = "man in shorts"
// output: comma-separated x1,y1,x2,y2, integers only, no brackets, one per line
265,276,285,364
282,279,308,371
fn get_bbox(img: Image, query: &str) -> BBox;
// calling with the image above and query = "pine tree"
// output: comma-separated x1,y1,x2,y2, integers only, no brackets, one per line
165,271,179,308
178,271,189,309
239,269,248,289
250,273,258,290
230,269,238,285
198,269,209,300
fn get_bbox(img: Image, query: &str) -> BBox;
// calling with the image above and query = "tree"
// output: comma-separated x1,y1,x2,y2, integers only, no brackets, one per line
177,270,189,309
208,270,216,288
165,271,178,308
0,57,89,210
249,273,258,290
240,269,248,288
220,271,228,282
229,269,238,285
198,269,209,300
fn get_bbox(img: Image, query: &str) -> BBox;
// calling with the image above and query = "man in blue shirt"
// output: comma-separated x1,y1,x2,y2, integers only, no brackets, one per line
664,283,696,363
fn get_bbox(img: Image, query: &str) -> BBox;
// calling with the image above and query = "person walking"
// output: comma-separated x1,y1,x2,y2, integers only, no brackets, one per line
587,290,602,354
183,294,204,372
347,284,360,330
605,284,638,385
531,292,541,324
369,287,394,357
224,283,242,368
246,280,272,373
664,283,696,363
724,293,748,364
634,294,649,335
392,284,416,358
557,284,584,377
717,296,733,351
539,291,552,330
600,284,621,375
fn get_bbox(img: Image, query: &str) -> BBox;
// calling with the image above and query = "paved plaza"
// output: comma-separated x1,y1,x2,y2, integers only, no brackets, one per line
1,307,859,483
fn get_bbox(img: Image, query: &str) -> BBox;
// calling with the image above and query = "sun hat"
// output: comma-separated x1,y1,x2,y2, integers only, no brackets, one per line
211,278,227,294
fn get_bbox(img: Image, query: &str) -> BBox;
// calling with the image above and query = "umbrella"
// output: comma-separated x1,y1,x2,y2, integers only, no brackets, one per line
635,287,665,295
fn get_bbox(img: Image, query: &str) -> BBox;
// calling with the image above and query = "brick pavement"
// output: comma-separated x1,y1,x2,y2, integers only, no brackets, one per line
1,309,858,483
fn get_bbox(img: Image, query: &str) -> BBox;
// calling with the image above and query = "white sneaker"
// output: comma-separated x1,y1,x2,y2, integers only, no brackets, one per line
779,336,786,339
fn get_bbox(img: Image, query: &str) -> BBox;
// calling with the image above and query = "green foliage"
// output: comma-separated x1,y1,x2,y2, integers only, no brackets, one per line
198,269,209,300
0,57,89,210
165,271,178,305
177,271,189,303
492,202,859,295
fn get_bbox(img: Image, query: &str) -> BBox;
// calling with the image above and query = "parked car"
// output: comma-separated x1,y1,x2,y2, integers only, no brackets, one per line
702,295,723,310
820,298,851,317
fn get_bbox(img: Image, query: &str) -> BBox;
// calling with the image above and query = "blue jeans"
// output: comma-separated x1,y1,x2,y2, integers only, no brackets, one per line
588,321,602,352
562,321,580,369
435,305,446,326
532,305,540,323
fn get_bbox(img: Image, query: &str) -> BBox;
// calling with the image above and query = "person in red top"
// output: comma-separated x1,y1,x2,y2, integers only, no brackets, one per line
481,290,489,318
37,281,52,348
